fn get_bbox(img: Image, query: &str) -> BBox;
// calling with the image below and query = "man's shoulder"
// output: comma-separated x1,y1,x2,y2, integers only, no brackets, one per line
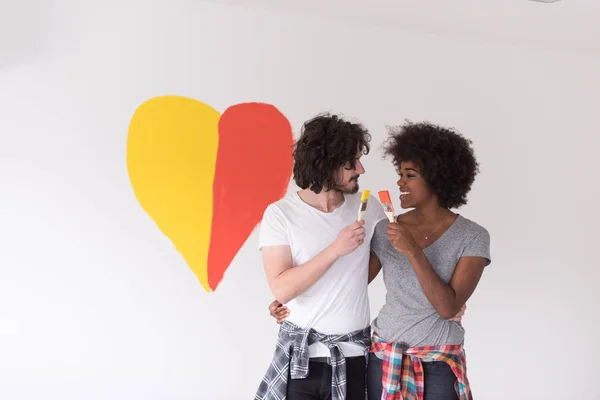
266,193,297,211
262,193,302,223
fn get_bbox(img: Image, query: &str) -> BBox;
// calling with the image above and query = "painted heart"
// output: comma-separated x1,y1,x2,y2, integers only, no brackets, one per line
126,95,294,292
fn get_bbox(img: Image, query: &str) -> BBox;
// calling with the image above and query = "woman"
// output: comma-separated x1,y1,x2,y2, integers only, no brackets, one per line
269,121,490,400
366,121,490,400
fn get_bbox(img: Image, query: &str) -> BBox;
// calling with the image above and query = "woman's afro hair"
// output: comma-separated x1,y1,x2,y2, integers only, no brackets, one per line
382,121,479,209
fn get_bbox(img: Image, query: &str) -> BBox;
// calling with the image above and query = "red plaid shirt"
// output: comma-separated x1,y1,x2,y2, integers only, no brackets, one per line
370,332,473,400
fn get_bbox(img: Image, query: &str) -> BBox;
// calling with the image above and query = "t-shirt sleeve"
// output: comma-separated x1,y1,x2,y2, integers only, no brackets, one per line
461,228,491,266
369,219,389,260
377,196,387,222
370,195,388,223
258,204,289,250
367,196,388,256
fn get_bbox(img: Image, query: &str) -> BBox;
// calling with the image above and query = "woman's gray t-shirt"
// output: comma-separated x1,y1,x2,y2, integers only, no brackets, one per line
370,214,491,347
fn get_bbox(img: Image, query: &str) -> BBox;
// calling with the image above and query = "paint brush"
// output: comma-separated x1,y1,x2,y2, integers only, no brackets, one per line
358,190,370,221
378,190,395,223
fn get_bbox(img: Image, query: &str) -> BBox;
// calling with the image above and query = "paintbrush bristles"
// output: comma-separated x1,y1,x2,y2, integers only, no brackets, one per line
360,190,370,202
378,190,395,223
358,190,370,221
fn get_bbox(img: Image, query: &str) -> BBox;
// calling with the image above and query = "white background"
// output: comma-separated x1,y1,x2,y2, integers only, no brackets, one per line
1,0,599,399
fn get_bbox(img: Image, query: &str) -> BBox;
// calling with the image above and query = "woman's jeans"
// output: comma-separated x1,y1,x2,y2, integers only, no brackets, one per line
367,352,459,400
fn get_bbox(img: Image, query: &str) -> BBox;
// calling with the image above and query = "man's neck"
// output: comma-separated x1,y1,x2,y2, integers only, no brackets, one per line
298,188,345,213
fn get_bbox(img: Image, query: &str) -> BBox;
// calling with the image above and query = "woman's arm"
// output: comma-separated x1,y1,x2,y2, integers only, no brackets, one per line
368,252,382,284
407,250,485,319
266,249,471,323
387,221,486,319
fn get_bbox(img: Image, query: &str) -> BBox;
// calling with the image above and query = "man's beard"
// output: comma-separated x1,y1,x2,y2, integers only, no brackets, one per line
338,175,360,194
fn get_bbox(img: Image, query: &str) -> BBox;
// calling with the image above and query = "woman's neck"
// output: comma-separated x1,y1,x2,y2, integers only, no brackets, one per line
414,199,452,224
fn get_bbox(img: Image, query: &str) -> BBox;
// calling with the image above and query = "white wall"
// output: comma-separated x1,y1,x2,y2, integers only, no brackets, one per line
1,1,599,399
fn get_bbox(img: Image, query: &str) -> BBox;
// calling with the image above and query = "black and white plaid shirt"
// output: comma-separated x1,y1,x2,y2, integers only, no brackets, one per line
254,320,371,400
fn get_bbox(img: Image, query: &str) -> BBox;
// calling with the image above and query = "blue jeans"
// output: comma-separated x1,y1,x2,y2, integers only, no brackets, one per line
367,352,459,400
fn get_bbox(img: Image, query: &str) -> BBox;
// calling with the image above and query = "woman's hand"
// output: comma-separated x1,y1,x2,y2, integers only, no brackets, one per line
386,222,419,256
268,300,289,324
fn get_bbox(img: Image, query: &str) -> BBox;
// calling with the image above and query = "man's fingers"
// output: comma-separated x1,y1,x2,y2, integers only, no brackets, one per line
350,220,366,229
352,229,366,243
352,226,366,236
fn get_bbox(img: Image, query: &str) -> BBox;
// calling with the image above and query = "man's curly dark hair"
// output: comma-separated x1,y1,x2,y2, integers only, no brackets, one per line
382,121,479,209
293,113,371,194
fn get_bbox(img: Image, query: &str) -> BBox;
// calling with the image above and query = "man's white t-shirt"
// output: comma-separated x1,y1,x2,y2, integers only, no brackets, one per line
259,191,386,357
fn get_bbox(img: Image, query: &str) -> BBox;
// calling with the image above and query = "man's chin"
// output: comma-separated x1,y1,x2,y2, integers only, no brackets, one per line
343,183,359,194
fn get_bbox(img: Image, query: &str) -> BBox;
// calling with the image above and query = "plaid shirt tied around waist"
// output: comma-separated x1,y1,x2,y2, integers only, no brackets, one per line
255,321,371,400
371,332,472,400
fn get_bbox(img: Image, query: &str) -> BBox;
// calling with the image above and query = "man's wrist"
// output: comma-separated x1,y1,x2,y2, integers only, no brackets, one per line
326,243,341,260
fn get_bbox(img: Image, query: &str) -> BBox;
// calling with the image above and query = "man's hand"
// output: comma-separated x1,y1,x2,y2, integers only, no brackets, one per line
448,303,466,324
331,220,366,257
268,300,289,324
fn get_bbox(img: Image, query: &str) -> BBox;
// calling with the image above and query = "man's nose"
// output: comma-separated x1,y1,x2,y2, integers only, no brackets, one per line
355,160,365,174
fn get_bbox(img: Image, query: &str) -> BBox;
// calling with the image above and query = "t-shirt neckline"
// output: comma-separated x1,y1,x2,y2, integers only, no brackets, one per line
420,214,462,251
294,190,348,215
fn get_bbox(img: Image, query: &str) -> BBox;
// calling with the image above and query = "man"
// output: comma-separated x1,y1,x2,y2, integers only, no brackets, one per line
255,113,386,400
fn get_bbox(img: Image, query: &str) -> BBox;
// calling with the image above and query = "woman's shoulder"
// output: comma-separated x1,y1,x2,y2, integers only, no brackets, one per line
396,210,418,226
374,217,390,232
455,214,490,239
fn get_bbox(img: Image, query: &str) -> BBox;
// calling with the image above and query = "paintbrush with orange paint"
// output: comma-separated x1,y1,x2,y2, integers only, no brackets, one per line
378,190,395,223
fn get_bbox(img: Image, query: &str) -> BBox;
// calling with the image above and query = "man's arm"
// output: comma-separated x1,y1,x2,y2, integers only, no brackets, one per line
263,219,366,304
262,244,341,304
267,247,469,323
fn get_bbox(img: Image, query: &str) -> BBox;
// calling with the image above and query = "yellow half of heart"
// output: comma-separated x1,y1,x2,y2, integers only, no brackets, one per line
127,96,219,291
